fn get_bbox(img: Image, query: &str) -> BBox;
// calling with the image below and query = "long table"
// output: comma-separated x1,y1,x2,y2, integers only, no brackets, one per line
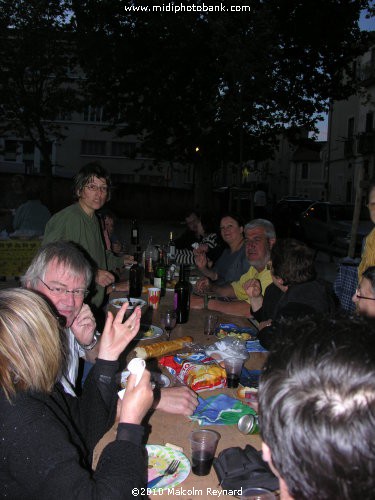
94,290,268,499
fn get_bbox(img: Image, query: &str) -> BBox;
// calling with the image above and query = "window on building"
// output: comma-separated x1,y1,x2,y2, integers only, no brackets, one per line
111,141,137,158
83,106,103,122
4,140,18,161
347,117,355,138
81,140,106,156
301,163,309,179
365,112,374,133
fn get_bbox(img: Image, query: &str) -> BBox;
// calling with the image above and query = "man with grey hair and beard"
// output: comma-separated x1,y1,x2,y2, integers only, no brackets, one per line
22,241,198,415
191,219,276,317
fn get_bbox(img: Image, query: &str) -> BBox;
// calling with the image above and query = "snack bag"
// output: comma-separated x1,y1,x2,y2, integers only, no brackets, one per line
159,352,226,392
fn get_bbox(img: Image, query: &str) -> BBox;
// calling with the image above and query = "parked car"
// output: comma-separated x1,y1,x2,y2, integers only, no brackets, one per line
272,198,315,238
299,202,373,256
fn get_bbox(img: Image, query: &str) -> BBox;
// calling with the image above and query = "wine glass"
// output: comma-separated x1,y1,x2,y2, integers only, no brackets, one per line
160,310,177,340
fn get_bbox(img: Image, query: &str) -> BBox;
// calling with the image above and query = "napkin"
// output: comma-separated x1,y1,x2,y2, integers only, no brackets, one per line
190,394,257,426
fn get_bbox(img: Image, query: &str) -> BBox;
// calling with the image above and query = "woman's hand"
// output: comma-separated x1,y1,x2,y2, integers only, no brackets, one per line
123,254,135,266
96,269,116,287
120,370,154,424
98,303,141,361
243,278,262,298
194,277,210,294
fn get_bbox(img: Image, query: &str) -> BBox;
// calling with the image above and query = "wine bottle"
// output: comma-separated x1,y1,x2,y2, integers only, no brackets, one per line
144,237,154,280
168,231,176,263
154,248,166,296
174,264,190,324
130,219,139,246
129,248,143,298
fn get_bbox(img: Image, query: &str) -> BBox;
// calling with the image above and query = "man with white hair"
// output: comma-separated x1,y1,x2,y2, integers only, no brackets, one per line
23,241,198,415
191,219,275,317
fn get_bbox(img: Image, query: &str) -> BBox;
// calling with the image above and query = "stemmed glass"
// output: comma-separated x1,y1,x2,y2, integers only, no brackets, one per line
160,309,177,340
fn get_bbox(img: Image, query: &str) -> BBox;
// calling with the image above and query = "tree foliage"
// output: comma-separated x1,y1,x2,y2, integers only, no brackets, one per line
73,0,373,168
0,0,80,176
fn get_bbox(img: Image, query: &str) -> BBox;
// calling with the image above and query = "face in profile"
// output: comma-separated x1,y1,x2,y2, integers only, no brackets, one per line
353,277,375,318
368,187,375,225
185,213,200,236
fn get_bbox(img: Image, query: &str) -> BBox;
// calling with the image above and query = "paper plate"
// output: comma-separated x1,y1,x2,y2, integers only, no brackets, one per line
215,323,257,341
136,324,164,341
147,444,190,491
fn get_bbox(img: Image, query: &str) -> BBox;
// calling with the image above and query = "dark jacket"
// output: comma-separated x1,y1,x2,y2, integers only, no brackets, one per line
258,280,336,350
0,359,147,499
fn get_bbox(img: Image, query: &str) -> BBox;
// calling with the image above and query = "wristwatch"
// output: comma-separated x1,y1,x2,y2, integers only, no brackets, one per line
79,332,99,351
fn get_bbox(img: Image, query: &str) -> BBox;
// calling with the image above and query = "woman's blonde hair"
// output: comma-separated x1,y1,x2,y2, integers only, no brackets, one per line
0,289,63,401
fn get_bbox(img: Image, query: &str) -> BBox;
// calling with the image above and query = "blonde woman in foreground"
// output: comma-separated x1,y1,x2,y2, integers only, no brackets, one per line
0,289,153,499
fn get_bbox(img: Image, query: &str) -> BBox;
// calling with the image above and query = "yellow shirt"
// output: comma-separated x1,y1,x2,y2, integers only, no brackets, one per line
231,267,273,303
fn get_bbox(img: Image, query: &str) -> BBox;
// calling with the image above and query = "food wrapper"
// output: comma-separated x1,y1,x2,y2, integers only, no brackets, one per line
159,352,226,392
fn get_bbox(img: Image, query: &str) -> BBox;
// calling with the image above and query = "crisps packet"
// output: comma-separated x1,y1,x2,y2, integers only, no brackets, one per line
159,352,226,392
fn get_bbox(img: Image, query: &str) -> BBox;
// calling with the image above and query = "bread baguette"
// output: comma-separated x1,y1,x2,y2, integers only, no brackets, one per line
134,336,193,359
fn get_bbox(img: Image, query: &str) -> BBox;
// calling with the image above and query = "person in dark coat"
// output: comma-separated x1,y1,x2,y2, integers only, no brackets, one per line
245,238,336,349
0,288,153,499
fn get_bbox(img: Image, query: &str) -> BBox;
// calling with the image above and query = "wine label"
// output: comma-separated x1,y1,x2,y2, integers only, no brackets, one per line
154,277,162,288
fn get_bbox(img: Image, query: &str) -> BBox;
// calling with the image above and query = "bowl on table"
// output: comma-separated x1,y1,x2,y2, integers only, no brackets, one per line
109,297,147,319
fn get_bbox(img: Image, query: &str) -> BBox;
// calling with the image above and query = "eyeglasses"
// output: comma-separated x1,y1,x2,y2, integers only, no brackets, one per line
355,286,375,301
39,278,89,298
85,183,108,194
245,237,265,245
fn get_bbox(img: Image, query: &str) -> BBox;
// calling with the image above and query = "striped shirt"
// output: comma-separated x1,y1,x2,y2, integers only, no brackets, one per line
175,233,218,265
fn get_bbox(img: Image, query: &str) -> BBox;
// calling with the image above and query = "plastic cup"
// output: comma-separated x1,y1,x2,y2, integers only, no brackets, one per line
204,314,219,335
147,287,161,309
189,429,221,476
224,357,244,388
240,487,276,499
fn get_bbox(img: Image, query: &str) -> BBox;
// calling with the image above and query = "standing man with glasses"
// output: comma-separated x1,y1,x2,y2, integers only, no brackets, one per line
190,219,276,317
43,163,133,322
352,266,375,317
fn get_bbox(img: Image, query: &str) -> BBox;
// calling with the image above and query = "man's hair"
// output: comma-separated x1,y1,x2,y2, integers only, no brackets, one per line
0,289,63,401
22,241,93,289
362,266,375,292
73,162,111,201
259,315,375,500
244,219,276,240
271,238,316,286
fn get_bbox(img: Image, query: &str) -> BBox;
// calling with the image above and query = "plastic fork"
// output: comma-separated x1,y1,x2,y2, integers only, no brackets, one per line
147,459,180,488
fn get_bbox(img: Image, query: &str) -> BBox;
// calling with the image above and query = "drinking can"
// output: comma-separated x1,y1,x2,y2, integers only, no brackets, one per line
237,414,259,435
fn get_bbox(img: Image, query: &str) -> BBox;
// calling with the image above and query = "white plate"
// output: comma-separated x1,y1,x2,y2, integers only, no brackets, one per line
136,324,164,341
109,297,146,309
147,444,190,490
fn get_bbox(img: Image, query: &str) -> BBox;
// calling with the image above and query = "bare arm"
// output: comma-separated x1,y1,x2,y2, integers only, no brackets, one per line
210,282,236,298
207,298,251,318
